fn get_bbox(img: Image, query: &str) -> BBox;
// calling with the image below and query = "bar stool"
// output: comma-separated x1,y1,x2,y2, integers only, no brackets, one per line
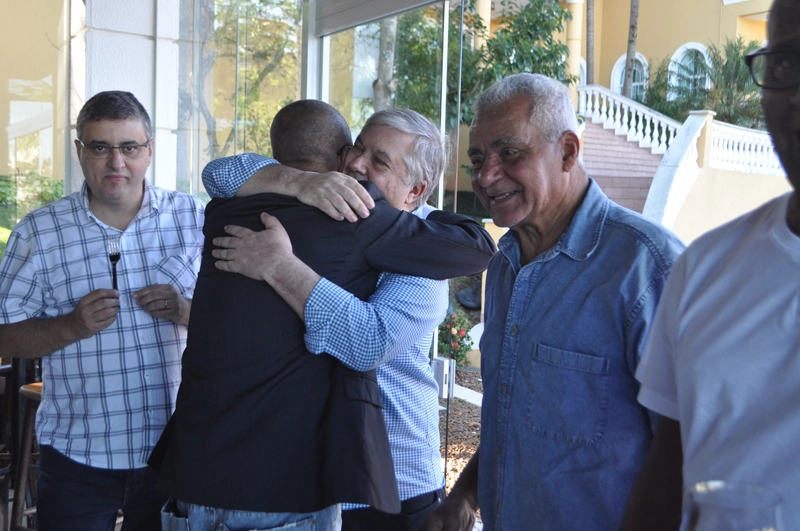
0,360,14,531
11,382,41,531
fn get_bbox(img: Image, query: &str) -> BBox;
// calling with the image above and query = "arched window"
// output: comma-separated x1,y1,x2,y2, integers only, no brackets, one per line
611,53,648,101
670,43,710,95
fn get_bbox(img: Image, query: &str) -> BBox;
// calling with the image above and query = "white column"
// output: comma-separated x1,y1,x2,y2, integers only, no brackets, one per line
302,0,324,101
474,0,492,49
70,0,183,191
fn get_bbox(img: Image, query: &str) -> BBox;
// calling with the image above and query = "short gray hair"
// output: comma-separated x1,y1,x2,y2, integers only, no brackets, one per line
77,91,152,141
362,108,448,207
473,73,585,173
473,73,579,143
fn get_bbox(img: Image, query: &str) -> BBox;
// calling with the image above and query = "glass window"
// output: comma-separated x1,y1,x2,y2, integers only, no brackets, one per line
677,49,708,91
618,58,647,101
1,0,68,258
326,5,445,139
176,0,303,199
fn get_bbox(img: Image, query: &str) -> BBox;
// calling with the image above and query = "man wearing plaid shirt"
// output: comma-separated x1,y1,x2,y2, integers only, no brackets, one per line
205,107,489,531
0,91,204,531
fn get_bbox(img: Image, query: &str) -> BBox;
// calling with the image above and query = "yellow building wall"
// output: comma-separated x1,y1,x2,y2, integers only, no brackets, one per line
672,167,790,245
487,0,769,92
594,0,771,90
737,16,768,44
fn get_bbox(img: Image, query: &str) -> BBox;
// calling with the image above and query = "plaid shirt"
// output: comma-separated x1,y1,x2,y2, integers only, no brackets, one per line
305,207,448,503
0,182,204,469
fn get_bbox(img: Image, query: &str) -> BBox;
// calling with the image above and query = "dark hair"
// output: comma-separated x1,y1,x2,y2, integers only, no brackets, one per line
76,91,152,140
270,100,352,172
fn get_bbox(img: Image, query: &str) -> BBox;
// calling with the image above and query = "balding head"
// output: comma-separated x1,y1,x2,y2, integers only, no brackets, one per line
270,100,352,172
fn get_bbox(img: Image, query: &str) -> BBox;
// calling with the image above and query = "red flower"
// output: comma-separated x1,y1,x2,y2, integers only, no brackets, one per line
459,329,466,338
452,341,459,349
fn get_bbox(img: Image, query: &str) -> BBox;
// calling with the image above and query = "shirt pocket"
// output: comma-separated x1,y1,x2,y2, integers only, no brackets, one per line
155,254,200,296
525,343,610,445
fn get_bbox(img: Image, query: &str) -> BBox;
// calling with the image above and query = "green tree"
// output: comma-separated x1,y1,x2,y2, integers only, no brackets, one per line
195,0,301,160
622,0,640,98
704,38,763,128
393,0,573,129
642,37,763,129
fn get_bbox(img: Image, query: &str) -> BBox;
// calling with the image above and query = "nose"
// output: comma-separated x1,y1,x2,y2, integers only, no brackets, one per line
473,154,503,189
346,150,367,177
106,147,126,170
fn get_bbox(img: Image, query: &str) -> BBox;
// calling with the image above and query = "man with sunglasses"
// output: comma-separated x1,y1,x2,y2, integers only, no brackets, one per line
621,1,800,529
0,91,204,531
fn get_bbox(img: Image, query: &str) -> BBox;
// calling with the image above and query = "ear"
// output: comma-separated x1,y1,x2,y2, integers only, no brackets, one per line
405,181,428,209
560,131,581,173
337,145,351,173
74,139,83,158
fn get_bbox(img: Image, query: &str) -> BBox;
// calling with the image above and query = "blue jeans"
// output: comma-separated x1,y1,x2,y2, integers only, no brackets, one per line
37,445,167,531
161,498,342,530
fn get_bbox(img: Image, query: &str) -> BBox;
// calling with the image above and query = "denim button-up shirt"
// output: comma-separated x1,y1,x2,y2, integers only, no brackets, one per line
478,180,684,530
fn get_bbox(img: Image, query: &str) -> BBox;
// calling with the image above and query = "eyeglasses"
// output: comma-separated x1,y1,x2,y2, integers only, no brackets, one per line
745,48,800,90
78,140,151,160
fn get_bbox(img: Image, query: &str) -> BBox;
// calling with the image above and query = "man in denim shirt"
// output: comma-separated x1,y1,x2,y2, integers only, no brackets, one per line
426,74,684,530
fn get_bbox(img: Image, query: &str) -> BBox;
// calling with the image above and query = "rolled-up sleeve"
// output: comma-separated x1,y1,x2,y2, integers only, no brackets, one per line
201,153,279,198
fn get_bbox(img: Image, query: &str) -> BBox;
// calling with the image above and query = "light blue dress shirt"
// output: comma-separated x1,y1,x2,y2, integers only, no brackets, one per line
478,180,684,530
304,208,448,503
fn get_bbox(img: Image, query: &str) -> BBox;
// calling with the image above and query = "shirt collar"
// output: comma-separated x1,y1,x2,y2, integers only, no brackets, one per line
498,178,608,265
413,203,435,220
80,179,158,227
557,179,608,261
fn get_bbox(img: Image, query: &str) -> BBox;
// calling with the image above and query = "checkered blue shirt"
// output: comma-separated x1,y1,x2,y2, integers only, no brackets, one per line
305,206,448,503
202,152,279,198
203,153,448,502
0,182,204,469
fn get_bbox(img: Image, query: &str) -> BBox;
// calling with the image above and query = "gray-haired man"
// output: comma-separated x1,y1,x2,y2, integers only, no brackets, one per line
204,106,493,531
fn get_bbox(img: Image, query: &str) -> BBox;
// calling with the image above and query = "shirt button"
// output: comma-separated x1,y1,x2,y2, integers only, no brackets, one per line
501,385,508,394
510,326,518,335
498,445,504,455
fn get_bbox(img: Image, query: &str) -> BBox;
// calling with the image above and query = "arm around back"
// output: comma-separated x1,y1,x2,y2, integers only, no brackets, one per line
358,186,496,280
202,153,373,221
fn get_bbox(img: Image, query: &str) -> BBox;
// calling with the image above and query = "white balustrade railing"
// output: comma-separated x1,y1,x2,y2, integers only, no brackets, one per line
710,121,785,177
578,85,682,154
